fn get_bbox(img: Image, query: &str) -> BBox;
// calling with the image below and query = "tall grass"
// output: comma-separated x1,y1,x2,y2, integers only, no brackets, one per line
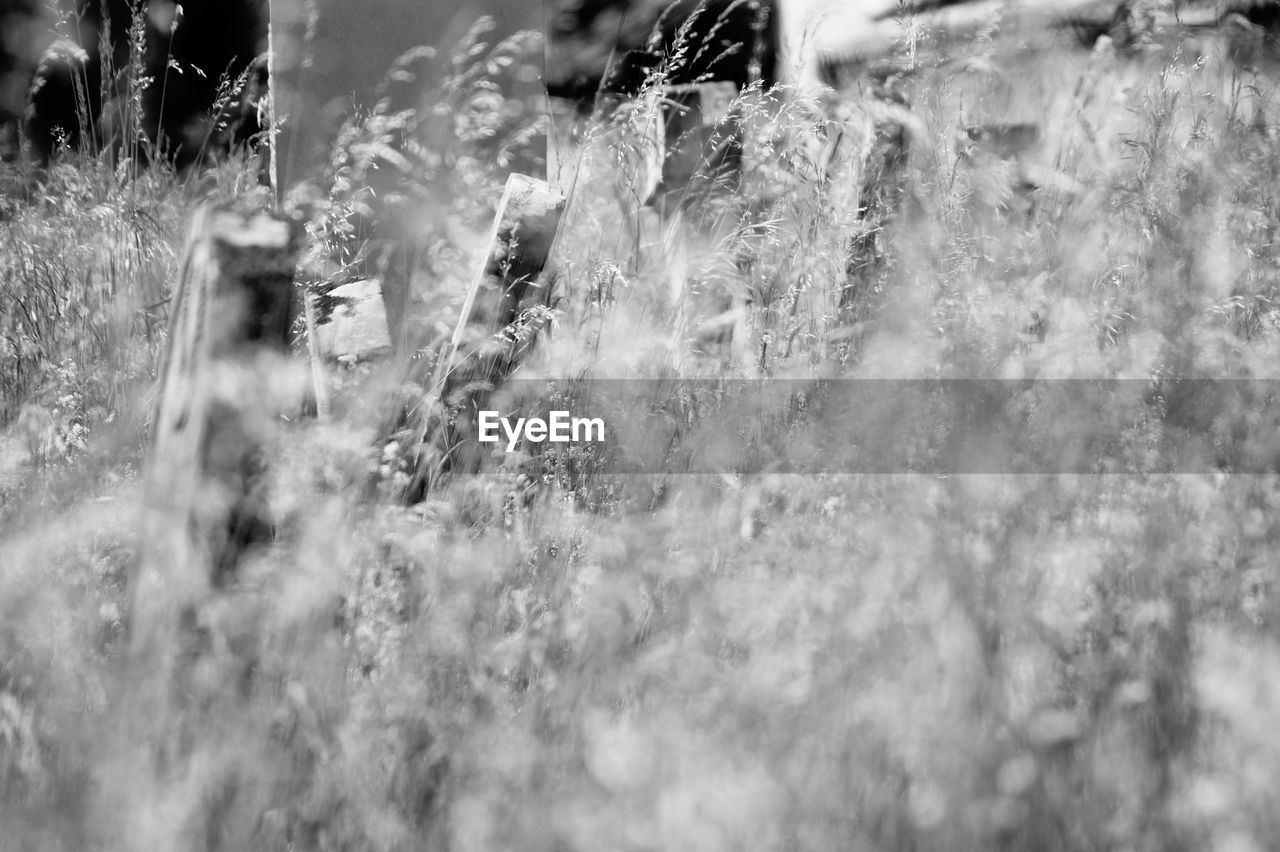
4,11,1280,852
0,1,273,478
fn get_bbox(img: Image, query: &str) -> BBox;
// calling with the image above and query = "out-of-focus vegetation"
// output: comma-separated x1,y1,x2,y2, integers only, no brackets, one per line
5,8,1280,852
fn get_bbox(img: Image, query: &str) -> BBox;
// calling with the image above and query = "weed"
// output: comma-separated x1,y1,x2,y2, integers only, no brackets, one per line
4,11,1280,852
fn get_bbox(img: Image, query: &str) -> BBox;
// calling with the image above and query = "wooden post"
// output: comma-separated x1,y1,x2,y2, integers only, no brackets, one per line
120,205,303,848
440,173,566,387
133,205,302,657
400,173,565,498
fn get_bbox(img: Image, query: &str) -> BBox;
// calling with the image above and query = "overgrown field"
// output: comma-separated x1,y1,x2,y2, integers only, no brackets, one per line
4,19,1280,852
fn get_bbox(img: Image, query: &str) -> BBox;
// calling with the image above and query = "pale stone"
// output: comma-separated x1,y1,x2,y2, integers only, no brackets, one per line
314,278,391,361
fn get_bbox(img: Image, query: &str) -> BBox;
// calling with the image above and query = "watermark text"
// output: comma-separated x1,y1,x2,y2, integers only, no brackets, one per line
478,410,606,452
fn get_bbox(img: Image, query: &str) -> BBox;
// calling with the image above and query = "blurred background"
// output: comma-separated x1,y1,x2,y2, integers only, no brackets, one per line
0,0,540,179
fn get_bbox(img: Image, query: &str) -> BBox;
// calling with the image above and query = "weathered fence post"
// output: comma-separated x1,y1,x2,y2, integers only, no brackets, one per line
122,204,311,850
132,205,302,658
441,174,565,383
398,173,565,499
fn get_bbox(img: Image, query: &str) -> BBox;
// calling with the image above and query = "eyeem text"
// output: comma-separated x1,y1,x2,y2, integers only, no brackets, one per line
478,410,606,452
